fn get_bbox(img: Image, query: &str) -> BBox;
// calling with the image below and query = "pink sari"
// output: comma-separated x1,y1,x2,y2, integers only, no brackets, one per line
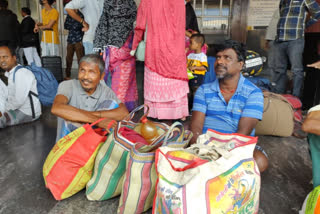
103,34,138,111
131,0,189,119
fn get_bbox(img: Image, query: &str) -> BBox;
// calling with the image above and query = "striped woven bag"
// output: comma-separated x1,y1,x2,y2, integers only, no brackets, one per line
117,122,193,214
86,105,168,201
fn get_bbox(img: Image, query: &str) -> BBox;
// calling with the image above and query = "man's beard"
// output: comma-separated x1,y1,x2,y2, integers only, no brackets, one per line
80,79,93,92
216,72,233,80
215,65,233,80
82,87,92,92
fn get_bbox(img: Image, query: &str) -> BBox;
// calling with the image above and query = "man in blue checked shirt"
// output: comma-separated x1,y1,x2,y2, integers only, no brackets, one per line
190,40,268,172
272,0,320,97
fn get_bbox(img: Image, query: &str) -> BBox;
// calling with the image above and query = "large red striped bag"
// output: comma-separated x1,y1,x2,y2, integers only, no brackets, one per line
153,129,261,214
86,105,169,201
43,118,109,200
118,122,192,214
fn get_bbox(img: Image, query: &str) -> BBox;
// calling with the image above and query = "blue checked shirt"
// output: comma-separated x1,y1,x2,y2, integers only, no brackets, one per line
277,0,320,41
192,74,264,136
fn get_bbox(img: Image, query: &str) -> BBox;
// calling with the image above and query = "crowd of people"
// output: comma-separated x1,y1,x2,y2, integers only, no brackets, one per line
1,0,320,210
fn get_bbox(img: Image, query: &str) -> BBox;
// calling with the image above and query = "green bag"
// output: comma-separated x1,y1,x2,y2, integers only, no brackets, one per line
136,41,145,61
136,28,147,61
308,134,320,188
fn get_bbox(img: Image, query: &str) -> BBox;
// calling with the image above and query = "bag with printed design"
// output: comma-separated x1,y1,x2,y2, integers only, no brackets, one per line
86,105,169,201
153,129,261,214
43,118,109,200
118,122,192,214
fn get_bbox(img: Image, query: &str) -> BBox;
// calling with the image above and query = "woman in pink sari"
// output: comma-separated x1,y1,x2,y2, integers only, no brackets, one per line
131,0,189,120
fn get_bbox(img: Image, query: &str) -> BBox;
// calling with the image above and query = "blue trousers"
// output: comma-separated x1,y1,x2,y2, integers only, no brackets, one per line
272,38,305,97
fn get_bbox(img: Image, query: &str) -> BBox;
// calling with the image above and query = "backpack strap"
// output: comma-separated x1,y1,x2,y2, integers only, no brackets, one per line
13,65,39,119
28,92,35,119
28,91,39,119
13,65,24,83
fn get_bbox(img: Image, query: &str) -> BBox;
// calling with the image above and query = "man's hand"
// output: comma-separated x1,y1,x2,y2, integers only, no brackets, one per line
307,60,320,69
188,66,195,71
237,117,258,136
190,111,206,144
97,119,117,132
34,24,39,33
264,40,270,50
82,21,89,32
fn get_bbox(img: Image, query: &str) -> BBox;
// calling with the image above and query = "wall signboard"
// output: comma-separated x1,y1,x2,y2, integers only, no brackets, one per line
247,0,280,27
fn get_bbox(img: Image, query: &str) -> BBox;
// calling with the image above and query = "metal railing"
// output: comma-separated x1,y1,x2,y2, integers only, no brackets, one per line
192,0,233,36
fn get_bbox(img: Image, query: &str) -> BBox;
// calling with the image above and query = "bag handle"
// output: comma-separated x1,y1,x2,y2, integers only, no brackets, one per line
123,104,149,122
186,144,231,161
163,122,185,146
90,117,115,129
262,91,294,113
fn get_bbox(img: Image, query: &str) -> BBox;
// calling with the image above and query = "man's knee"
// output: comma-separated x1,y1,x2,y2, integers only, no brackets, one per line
291,68,304,78
253,149,269,173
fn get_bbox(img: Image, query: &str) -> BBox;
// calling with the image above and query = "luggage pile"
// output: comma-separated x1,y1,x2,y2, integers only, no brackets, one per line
42,105,262,213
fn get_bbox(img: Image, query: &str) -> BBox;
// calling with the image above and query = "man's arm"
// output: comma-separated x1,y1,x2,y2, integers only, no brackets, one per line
33,20,56,33
188,65,207,71
237,88,264,135
65,9,88,32
190,84,207,144
35,10,58,32
302,110,320,135
37,20,56,31
92,103,129,121
305,0,320,27
237,117,259,136
190,111,205,144
51,94,99,123
51,95,129,128
65,9,83,24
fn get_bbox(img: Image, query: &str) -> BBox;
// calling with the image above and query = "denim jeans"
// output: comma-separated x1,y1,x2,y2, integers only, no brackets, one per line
267,40,276,80
83,41,94,55
272,38,305,97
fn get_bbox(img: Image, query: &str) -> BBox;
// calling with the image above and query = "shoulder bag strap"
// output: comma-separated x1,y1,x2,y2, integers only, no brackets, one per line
28,92,35,119
15,66,39,119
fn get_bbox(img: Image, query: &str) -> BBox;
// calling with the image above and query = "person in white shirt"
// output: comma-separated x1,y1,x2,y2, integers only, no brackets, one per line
0,78,7,113
65,0,104,54
0,45,41,128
